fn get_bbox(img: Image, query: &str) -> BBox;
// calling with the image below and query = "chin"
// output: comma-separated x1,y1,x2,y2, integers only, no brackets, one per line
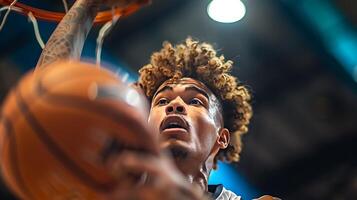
160,138,188,148
160,139,191,159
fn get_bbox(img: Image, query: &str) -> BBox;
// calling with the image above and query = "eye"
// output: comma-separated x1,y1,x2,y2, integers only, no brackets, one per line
157,98,169,106
189,98,203,106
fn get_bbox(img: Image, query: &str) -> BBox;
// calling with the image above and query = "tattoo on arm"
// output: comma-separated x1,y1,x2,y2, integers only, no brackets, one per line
36,0,98,70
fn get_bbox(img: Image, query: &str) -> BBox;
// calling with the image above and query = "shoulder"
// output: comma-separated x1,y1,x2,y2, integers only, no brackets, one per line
217,187,242,200
208,184,242,200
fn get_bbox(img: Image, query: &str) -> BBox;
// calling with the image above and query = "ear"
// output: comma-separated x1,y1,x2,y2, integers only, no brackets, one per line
217,128,230,149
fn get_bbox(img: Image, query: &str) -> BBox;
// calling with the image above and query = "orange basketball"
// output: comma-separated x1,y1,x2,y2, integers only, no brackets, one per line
0,61,158,200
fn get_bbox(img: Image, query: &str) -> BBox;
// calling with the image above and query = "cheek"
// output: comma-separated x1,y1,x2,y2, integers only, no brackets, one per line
148,107,165,133
192,110,219,147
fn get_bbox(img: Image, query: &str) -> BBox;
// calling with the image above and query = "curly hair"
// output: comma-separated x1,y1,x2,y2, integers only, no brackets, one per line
137,37,252,168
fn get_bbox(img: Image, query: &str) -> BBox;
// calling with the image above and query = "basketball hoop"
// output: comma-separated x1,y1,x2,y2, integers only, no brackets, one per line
0,0,150,24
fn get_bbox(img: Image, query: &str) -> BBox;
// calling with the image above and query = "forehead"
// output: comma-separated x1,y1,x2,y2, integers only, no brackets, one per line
154,78,213,97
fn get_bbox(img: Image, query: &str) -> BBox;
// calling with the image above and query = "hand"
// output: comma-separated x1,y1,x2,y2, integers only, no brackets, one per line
106,151,207,200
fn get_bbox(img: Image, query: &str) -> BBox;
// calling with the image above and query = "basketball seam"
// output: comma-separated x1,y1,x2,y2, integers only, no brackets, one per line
2,116,34,200
15,89,116,193
35,74,153,142
9,70,155,194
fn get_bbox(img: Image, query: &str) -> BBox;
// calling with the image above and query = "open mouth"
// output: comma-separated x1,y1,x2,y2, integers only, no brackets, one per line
165,123,185,129
160,115,189,132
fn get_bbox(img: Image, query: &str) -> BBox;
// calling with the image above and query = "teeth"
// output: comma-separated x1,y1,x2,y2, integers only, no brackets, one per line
165,122,183,129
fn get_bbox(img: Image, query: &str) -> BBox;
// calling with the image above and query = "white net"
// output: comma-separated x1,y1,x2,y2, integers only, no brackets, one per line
0,0,18,31
1,1,121,62
62,0,69,13
96,8,120,66
28,12,45,49
0,0,45,49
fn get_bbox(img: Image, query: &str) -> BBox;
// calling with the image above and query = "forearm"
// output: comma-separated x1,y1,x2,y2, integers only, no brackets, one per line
36,0,99,69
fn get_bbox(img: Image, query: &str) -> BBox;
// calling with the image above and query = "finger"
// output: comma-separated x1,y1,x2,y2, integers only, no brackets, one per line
115,154,201,196
112,151,163,176
107,151,162,188
117,152,188,188
108,152,206,199
106,154,147,188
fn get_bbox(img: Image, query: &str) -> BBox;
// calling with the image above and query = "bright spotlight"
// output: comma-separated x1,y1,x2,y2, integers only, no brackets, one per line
207,0,246,23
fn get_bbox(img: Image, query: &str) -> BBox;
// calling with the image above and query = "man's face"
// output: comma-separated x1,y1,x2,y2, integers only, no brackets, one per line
148,78,224,160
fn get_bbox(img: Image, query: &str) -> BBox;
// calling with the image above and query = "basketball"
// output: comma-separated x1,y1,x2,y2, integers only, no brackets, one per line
0,61,158,200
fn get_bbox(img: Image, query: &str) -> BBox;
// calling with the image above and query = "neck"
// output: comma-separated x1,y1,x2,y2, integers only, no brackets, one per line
173,155,215,193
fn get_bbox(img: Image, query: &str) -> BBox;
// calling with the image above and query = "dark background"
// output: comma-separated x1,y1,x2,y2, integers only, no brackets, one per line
1,0,357,199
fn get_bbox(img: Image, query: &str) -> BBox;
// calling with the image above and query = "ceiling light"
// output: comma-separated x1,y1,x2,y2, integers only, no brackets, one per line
207,0,246,23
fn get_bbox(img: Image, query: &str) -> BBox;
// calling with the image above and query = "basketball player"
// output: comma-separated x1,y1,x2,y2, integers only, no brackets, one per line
35,0,278,199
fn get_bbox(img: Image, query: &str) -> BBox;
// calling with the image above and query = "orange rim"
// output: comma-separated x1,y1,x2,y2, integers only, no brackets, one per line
0,0,150,24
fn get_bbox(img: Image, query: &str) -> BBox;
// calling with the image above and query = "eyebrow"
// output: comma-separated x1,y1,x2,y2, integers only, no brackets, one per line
184,85,210,100
152,85,173,99
152,84,210,101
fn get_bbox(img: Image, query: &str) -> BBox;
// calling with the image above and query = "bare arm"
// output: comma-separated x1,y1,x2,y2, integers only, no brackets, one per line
35,0,99,70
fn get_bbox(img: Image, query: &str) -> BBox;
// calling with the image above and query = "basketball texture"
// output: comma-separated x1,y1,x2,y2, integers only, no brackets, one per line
0,61,158,200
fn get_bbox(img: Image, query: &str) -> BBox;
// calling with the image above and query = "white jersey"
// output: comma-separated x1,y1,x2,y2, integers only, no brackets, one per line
208,184,242,200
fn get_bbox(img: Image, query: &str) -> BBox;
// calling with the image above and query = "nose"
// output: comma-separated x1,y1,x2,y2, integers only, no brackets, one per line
165,99,187,115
